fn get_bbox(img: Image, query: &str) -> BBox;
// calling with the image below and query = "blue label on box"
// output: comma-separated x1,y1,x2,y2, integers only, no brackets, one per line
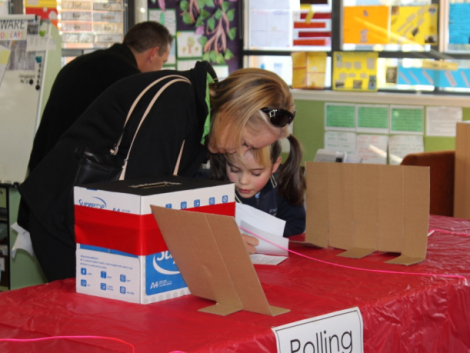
145,251,187,295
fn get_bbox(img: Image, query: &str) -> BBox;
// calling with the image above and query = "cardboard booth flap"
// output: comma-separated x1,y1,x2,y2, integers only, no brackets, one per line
305,162,429,265
151,205,290,316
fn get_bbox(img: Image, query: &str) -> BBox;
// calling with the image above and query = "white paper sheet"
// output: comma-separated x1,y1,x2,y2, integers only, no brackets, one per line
250,254,288,265
26,35,56,51
241,220,289,256
235,203,288,256
426,106,462,137
324,131,357,154
356,134,388,164
389,135,424,165
10,222,35,258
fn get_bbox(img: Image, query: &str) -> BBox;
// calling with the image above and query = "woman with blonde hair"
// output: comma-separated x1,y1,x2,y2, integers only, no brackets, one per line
18,61,296,281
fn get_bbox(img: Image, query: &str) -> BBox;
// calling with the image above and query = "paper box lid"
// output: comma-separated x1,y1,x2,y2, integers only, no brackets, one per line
74,176,234,215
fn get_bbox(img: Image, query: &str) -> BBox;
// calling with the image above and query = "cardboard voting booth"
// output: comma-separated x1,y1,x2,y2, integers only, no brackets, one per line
74,176,235,304
304,162,430,265
151,206,290,316
454,122,470,219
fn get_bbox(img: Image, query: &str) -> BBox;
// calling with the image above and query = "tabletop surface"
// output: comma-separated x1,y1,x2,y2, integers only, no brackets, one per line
0,215,470,353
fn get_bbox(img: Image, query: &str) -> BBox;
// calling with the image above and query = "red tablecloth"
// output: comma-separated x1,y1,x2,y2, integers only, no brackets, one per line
1,215,470,352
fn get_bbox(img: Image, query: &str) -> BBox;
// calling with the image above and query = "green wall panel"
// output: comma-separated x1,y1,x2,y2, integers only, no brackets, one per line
292,99,470,165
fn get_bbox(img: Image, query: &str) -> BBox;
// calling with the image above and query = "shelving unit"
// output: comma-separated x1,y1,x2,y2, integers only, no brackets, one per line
0,183,46,291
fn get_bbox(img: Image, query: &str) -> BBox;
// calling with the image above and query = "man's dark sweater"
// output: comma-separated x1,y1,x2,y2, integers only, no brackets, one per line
27,44,140,173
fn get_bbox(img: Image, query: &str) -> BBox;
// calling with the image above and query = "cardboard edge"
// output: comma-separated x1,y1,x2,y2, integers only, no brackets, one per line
337,247,375,259
385,255,425,266
198,303,243,316
289,240,325,249
269,305,290,316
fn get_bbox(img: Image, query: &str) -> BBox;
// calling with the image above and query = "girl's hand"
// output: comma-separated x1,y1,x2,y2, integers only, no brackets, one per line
242,234,259,254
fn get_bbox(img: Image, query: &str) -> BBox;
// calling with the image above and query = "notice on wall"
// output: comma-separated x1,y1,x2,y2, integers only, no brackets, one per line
389,135,424,165
272,307,364,353
325,103,356,131
343,6,390,45
324,131,357,154
357,105,389,134
389,5,438,45
390,105,424,135
426,106,462,137
0,18,29,40
177,31,202,59
149,9,176,36
0,43,10,87
291,51,327,89
333,52,378,91
356,134,388,164
449,3,470,44
249,9,291,48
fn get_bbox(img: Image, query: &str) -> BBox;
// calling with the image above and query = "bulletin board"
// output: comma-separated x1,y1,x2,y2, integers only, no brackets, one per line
0,16,61,183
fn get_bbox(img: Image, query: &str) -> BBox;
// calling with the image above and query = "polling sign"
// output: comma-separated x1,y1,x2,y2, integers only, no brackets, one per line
272,307,363,353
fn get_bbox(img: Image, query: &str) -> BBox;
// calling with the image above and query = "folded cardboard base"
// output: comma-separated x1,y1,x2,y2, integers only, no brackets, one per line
151,205,289,316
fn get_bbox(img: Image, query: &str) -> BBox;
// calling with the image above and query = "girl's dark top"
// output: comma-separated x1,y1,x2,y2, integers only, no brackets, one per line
235,173,306,237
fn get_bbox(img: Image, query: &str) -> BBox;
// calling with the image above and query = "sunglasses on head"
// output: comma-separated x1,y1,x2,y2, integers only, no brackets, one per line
260,107,296,127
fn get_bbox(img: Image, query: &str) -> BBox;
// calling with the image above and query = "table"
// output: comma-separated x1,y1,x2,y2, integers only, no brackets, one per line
0,215,470,352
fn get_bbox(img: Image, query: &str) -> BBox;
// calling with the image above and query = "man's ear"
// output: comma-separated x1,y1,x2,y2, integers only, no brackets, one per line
272,156,282,174
148,46,160,62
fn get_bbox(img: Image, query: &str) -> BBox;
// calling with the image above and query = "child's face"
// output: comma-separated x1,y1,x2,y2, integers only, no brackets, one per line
226,151,281,199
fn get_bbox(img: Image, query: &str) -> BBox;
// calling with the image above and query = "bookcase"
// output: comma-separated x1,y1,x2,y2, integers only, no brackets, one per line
0,183,46,291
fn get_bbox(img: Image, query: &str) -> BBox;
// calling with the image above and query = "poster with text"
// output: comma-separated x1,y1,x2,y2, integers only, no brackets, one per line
389,135,424,165
356,134,388,164
426,106,462,137
325,103,356,131
149,9,176,35
356,105,389,134
324,131,357,155
390,105,424,135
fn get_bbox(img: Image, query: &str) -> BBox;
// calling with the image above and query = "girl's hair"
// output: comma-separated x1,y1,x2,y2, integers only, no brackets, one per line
207,68,294,157
210,135,305,205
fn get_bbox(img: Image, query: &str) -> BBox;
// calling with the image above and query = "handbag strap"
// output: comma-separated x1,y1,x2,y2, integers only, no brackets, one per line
111,74,191,155
117,75,191,180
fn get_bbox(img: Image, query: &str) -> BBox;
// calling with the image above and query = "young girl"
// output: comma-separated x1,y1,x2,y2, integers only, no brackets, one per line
210,135,306,237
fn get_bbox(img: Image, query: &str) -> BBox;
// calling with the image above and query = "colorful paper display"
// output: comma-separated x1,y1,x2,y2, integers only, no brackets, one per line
343,6,390,45
291,52,327,89
398,66,470,89
333,52,378,91
389,5,438,45
449,4,470,44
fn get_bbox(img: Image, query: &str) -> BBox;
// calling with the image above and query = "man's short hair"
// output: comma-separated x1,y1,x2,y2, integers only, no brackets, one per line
123,21,172,55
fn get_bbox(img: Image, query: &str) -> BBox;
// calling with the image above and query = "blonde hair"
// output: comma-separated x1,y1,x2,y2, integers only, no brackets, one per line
225,143,272,169
208,68,294,157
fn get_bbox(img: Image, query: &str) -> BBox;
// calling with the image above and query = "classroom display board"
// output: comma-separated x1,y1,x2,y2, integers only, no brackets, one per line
24,0,124,49
147,0,241,77
322,103,463,165
343,4,438,46
0,15,61,183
